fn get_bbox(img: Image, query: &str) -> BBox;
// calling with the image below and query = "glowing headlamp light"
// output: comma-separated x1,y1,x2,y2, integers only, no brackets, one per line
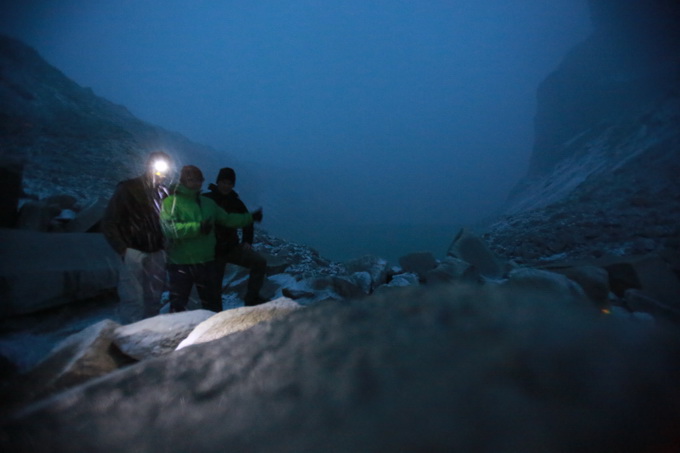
152,159,169,176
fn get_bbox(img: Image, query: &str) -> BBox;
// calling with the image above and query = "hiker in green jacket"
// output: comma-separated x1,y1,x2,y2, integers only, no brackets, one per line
160,165,263,312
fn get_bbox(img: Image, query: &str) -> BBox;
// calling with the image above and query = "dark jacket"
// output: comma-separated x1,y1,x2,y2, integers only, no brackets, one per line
203,183,253,257
101,175,168,255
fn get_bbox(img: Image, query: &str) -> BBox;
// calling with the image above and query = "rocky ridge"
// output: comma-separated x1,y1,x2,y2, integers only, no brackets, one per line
484,0,680,270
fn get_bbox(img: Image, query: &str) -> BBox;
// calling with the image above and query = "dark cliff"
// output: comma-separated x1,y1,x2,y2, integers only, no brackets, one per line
486,0,680,266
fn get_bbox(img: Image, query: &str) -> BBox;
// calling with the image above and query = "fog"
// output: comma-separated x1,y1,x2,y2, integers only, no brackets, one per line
1,1,592,262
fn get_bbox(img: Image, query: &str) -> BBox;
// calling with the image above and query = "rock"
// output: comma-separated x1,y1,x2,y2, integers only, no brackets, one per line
308,275,366,300
398,251,437,276
539,264,610,308
112,310,216,360
624,289,680,324
0,230,121,317
447,228,506,278
374,272,419,294
15,200,60,231
225,274,281,305
343,255,389,289
65,197,108,232
176,298,302,350
260,251,289,275
350,271,372,294
281,287,315,300
601,254,680,309
0,320,132,415
502,267,590,307
3,285,680,452
43,195,78,211
423,256,480,285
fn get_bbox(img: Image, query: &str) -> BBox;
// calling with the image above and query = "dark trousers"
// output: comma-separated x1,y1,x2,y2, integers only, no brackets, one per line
167,262,222,312
216,245,267,304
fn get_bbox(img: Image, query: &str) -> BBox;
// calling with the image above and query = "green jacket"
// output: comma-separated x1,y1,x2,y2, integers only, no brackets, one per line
161,184,254,265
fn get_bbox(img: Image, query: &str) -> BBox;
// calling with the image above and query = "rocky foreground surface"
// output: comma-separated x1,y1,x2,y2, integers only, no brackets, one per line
1,222,680,452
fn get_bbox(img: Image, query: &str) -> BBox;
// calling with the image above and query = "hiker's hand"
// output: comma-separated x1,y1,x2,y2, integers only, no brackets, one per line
252,208,263,223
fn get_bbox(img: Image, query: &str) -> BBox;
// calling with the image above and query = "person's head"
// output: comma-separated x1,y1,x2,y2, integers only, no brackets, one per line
179,165,205,191
216,167,236,195
145,152,172,184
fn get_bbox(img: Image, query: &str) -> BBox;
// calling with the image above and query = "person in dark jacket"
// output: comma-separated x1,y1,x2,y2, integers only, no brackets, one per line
101,151,172,323
204,167,268,306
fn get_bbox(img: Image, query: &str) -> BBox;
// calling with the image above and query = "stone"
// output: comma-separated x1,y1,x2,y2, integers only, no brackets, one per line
350,271,372,294
540,264,610,308
502,267,590,308
308,275,366,300
112,310,216,360
0,319,132,415
0,230,121,317
447,228,506,279
602,254,680,309
176,298,302,350
624,289,680,324
343,255,389,289
398,251,437,276
15,200,60,231
423,256,480,285
373,272,420,295
281,287,315,300
43,195,78,211
260,251,289,275
65,197,108,232
3,285,680,452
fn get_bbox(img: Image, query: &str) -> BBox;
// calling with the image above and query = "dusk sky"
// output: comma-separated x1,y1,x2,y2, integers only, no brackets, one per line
1,0,593,259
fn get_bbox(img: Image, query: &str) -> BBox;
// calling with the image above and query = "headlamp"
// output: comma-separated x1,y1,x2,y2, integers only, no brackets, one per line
152,159,169,176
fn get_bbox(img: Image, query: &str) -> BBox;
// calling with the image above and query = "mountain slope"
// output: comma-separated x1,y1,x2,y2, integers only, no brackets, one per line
0,34,231,202
485,0,680,265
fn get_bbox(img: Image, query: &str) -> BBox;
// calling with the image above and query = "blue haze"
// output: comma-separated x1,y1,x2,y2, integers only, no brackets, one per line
0,1,592,261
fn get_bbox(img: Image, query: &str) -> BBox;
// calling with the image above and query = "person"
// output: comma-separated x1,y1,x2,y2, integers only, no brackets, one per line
101,151,173,324
204,167,268,306
161,165,263,313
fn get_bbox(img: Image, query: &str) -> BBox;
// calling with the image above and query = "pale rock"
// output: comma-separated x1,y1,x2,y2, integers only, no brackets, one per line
176,297,302,350
113,310,216,360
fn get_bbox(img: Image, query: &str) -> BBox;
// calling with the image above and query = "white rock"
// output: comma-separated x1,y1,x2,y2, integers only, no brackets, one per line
176,297,302,350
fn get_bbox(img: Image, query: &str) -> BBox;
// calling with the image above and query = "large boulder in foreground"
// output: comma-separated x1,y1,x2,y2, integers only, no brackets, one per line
2,283,679,452
0,229,120,317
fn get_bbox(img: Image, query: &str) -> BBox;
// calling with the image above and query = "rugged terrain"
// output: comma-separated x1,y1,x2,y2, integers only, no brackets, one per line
484,0,680,270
